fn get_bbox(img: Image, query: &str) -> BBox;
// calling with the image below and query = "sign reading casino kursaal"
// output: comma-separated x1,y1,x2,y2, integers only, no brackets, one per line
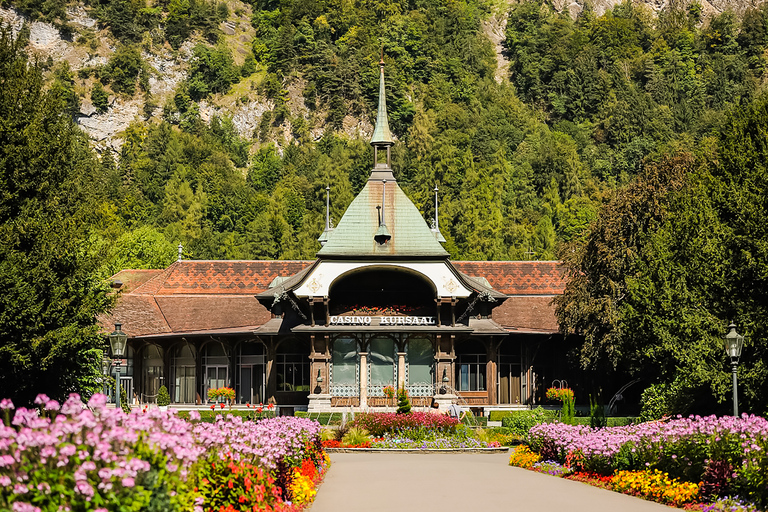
329,315,437,326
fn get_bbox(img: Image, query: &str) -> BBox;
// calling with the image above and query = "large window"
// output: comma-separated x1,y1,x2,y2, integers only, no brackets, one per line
202,343,228,402
141,344,163,403
369,336,395,395
457,354,486,392
331,336,358,395
406,337,433,385
276,339,310,392
237,342,265,404
171,344,195,404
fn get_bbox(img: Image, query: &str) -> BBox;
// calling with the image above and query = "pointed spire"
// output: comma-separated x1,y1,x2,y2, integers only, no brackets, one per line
370,55,394,148
318,185,334,246
177,243,183,262
431,184,446,243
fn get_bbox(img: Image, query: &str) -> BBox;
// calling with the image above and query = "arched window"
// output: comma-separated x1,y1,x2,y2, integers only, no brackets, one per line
141,344,163,402
331,336,358,396
202,343,229,402
171,344,195,404
369,336,396,396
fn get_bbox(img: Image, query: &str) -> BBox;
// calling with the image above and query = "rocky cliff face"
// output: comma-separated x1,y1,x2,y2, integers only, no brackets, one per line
551,0,763,18
2,0,765,151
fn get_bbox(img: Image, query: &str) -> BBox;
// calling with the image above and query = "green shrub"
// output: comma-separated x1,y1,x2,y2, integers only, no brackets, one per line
341,427,371,446
319,428,336,441
157,385,170,407
489,411,513,422
500,407,548,435
120,386,131,413
295,411,344,424
91,82,109,113
176,409,276,422
590,394,606,428
396,387,411,415
640,380,693,421
102,45,143,95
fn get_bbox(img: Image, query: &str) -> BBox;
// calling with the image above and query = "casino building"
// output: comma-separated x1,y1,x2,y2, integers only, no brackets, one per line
102,60,567,414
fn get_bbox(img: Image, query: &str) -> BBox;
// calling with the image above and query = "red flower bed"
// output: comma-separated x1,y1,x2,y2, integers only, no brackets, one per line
565,471,614,490
321,440,371,449
352,412,458,437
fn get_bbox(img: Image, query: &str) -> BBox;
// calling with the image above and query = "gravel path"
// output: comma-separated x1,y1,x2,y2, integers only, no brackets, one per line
310,452,676,512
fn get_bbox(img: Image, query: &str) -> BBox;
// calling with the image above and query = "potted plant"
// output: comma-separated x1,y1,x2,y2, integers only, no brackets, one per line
157,385,170,410
207,387,220,403
383,385,396,407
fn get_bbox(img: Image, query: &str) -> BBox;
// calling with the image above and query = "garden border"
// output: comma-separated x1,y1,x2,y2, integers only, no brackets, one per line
325,447,509,454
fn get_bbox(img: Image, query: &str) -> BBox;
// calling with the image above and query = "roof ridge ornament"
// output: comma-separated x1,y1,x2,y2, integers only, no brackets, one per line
374,179,391,245
318,184,333,246
431,184,446,243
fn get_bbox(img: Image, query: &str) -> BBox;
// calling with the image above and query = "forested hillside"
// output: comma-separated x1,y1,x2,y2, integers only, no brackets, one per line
3,0,768,412
4,0,768,270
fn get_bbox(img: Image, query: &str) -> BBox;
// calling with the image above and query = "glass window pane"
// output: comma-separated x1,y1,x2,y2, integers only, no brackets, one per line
407,337,433,384
332,337,357,385
369,337,394,386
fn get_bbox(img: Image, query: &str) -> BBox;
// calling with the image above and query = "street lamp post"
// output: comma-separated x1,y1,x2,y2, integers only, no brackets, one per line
109,323,128,409
723,323,744,417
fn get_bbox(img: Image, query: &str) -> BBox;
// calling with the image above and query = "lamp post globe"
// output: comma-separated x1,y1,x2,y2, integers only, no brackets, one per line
723,322,744,417
109,323,128,409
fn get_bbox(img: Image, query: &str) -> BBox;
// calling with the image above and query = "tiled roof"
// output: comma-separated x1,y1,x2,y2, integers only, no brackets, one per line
109,269,165,292
317,179,449,258
144,261,312,295
453,261,565,295
104,259,564,337
491,295,559,333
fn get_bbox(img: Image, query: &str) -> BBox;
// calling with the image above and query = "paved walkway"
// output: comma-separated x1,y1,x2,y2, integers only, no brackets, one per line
310,452,674,512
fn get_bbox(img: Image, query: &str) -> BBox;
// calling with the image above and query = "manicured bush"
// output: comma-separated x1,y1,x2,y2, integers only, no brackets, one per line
352,412,458,437
295,411,345,424
396,387,411,415
175,409,276,422
157,384,170,406
500,407,548,435
489,410,512,422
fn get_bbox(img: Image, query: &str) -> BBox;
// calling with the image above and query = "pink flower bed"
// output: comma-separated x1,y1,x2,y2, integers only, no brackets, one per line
526,414,768,507
0,393,323,511
352,412,458,437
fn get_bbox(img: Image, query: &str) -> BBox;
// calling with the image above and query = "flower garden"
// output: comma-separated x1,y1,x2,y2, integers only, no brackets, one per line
509,414,768,511
0,394,329,511
318,412,512,450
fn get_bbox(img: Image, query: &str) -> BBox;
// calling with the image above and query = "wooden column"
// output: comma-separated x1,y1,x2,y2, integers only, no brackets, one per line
265,338,277,403
397,352,406,390
359,351,368,409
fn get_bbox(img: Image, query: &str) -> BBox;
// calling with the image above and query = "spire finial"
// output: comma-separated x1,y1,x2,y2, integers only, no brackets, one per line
177,243,183,262
431,184,446,243
318,184,334,246
370,53,394,150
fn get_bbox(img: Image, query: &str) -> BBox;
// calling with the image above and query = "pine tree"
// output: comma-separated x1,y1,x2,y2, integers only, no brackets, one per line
0,27,113,406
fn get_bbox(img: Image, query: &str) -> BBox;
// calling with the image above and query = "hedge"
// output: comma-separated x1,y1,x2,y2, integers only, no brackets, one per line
176,410,277,422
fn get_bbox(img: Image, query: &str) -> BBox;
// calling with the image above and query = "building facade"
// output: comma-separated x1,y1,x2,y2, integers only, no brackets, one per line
102,61,567,413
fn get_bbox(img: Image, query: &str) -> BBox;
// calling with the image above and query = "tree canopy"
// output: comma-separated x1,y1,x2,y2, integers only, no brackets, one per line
0,27,113,406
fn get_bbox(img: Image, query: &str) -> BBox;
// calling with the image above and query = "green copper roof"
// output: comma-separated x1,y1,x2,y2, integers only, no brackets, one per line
370,63,394,146
317,180,448,258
